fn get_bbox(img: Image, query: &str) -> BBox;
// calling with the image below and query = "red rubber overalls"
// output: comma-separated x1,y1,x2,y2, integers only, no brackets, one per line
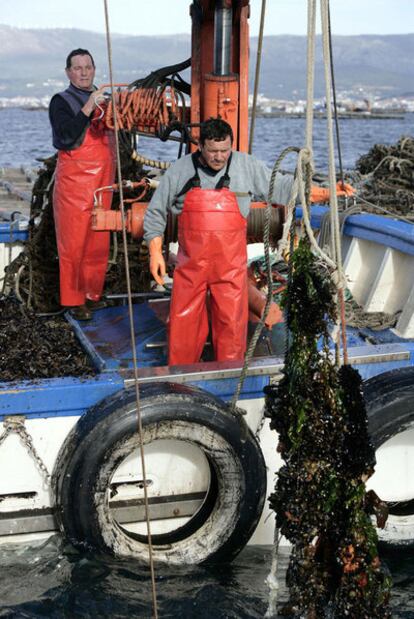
53,113,114,306
168,156,248,365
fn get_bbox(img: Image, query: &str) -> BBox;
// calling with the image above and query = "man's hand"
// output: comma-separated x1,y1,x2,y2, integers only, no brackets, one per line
82,86,109,117
335,181,356,198
149,237,166,286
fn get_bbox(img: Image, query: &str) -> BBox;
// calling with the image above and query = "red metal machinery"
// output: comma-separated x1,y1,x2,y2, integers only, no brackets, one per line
190,0,250,151
92,1,283,326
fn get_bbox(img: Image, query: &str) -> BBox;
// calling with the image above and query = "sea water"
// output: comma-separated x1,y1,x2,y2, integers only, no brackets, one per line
0,107,412,171
0,537,413,617
0,108,413,617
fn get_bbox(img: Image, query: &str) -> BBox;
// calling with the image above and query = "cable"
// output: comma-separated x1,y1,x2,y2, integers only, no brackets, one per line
103,2,158,616
327,2,345,191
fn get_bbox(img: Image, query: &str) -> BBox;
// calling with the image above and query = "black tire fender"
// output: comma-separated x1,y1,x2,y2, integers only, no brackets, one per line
53,382,267,565
363,367,414,546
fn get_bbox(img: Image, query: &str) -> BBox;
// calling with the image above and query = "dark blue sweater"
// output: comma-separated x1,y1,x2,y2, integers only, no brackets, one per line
49,83,94,151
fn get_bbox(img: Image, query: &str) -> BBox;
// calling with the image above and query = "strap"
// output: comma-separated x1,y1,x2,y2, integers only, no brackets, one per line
176,153,201,197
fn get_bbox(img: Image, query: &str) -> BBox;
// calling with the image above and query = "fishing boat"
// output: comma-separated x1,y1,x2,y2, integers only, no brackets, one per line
0,0,413,566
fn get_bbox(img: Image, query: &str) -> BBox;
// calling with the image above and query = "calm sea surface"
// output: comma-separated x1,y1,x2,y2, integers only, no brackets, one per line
0,107,412,171
0,108,413,617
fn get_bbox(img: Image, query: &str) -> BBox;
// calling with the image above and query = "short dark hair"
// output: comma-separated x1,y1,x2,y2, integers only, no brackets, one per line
66,48,95,70
199,117,233,145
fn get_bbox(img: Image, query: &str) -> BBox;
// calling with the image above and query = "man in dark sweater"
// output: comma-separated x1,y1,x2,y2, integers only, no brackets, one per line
49,48,114,320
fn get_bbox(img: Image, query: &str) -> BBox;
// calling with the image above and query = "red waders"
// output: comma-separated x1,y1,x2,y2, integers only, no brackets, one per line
53,120,114,306
168,187,248,365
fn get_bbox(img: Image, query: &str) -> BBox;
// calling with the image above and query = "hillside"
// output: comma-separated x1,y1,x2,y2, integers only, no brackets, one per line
0,25,413,100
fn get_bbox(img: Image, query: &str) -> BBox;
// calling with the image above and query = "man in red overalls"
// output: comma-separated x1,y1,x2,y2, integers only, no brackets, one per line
144,119,259,365
49,48,115,320
144,118,354,365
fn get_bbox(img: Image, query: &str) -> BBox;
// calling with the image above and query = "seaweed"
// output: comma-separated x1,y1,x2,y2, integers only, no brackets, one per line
264,237,391,618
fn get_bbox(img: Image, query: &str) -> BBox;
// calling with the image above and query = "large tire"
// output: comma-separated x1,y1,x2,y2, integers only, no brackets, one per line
364,367,414,546
53,382,266,565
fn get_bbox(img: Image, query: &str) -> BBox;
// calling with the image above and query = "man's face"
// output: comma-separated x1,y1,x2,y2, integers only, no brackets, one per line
66,54,95,91
199,136,232,171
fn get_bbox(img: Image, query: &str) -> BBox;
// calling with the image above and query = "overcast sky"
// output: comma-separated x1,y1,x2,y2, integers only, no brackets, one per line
0,0,412,37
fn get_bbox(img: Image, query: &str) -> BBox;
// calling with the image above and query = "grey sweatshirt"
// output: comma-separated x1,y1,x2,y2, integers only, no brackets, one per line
143,150,294,242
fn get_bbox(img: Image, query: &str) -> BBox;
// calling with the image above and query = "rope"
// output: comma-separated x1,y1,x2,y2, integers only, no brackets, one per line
305,0,317,151
102,2,158,616
131,150,171,170
248,0,266,154
263,1,347,614
230,141,337,413
327,2,346,191
230,145,299,411
320,0,349,365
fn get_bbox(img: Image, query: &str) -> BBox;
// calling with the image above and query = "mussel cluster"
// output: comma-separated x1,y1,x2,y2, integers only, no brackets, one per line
264,238,391,618
0,295,95,381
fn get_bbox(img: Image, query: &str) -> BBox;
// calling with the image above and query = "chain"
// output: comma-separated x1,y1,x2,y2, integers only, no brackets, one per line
0,416,50,481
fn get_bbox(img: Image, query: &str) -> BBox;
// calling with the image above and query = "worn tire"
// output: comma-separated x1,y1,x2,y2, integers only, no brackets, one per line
53,382,266,565
364,367,414,546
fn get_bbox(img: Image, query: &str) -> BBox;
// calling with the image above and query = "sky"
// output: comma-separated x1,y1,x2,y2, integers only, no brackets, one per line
0,0,412,37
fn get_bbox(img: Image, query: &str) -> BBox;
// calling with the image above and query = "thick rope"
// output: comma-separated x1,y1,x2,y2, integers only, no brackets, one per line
229,142,339,412
102,2,158,616
131,150,171,170
230,145,300,411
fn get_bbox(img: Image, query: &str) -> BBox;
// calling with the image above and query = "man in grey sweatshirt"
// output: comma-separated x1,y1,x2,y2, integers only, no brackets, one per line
143,117,352,365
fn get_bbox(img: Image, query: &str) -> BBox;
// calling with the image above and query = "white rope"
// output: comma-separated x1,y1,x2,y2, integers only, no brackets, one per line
305,0,317,151
320,0,349,361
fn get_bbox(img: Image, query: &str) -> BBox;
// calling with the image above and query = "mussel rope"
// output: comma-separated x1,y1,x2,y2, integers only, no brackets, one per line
102,2,158,616
266,7,316,613
248,0,267,154
265,0,349,612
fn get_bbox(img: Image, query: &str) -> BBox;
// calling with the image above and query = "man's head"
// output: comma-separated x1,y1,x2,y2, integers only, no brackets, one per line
65,48,96,91
199,118,233,172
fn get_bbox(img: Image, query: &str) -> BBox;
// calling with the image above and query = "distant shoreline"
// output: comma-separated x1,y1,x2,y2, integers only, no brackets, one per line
0,106,408,121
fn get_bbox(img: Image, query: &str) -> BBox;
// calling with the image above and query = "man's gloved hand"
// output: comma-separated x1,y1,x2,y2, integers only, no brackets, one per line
149,236,166,286
310,181,356,204
336,181,356,197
